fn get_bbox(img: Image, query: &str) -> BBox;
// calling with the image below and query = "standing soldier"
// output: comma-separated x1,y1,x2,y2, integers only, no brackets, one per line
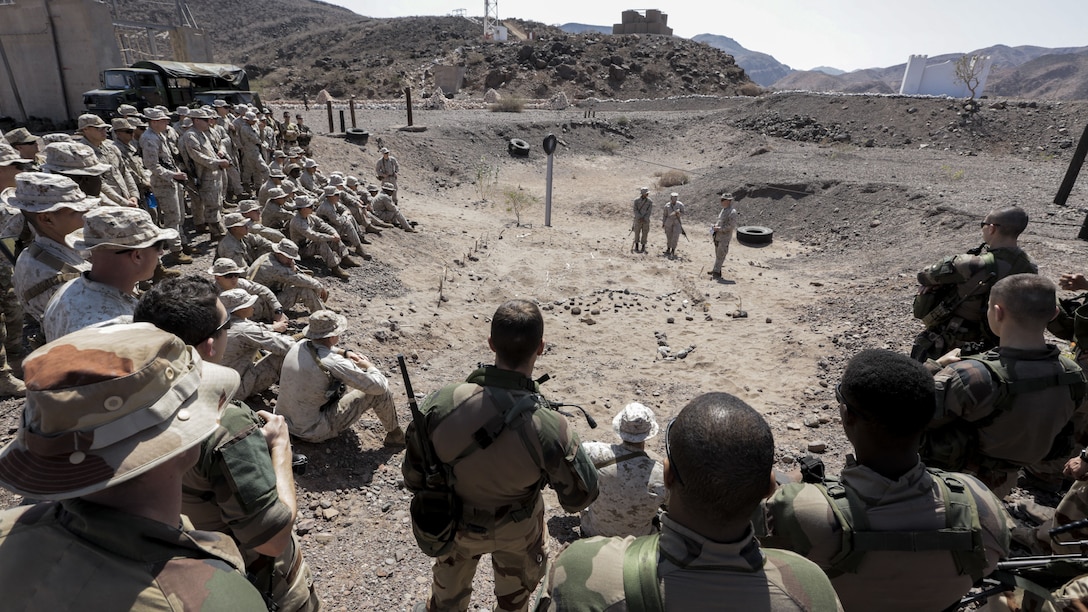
375,147,400,204
74,114,139,208
710,193,739,279
239,112,269,193
182,108,230,239
631,187,652,253
212,100,244,201
661,191,684,258
140,107,191,263
405,299,599,612
111,118,150,209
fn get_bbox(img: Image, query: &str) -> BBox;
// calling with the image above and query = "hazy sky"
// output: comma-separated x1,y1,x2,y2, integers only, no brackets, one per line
331,0,1088,72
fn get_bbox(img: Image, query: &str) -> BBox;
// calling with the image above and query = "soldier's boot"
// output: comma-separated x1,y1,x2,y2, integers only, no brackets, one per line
153,262,182,283
330,266,350,280
640,242,646,252
365,226,383,235
340,256,361,269
358,234,373,245
383,426,406,447
353,247,372,261
165,250,193,265
0,369,26,399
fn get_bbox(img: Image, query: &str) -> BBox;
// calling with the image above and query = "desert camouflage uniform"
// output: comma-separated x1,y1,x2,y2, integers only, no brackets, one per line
370,191,411,229
258,178,281,206
217,230,275,268
631,194,652,251
0,498,264,610
181,126,227,235
299,170,326,194
404,366,599,612
662,199,684,253
239,122,269,191
237,277,284,323
140,128,186,250
912,245,1037,361
182,404,320,611
376,154,399,203
113,136,150,207
545,514,842,612
13,234,88,349
578,441,666,538
248,253,326,314
759,460,1010,611
221,316,293,399
42,272,137,342
712,204,740,275
289,212,343,268
277,340,400,443
213,121,243,199
317,196,367,253
75,136,138,207
340,188,375,229
923,346,1088,497
263,198,293,230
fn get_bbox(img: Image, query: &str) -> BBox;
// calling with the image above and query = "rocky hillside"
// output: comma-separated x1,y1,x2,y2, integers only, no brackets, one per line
691,34,791,87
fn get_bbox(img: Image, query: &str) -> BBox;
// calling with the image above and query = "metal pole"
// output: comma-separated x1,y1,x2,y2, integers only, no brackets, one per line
338,110,345,133
0,39,27,122
1057,122,1088,206
349,96,356,128
325,100,333,133
545,152,554,227
404,87,413,127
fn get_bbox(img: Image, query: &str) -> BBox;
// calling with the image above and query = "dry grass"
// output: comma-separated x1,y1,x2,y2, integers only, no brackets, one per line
657,170,690,188
489,98,525,113
738,83,763,97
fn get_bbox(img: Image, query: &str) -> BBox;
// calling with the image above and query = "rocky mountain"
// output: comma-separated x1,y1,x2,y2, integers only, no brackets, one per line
690,34,792,87
811,66,845,76
559,23,612,35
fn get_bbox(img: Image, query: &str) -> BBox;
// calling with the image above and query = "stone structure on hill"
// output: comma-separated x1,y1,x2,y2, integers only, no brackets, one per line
612,9,673,36
899,54,993,98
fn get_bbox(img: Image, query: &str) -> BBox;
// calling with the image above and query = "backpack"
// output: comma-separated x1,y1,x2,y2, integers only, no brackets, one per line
913,247,1035,330
921,351,1087,471
774,469,989,581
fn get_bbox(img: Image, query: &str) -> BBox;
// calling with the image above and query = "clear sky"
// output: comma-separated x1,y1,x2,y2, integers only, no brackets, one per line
331,0,1088,72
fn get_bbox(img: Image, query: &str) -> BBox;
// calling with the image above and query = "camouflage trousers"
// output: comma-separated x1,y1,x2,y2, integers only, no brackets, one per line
246,533,321,612
663,222,682,251
0,265,24,370
428,498,546,612
331,214,366,252
241,156,269,193
910,322,991,363
195,174,225,234
712,231,733,274
373,207,411,231
299,239,342,269
632,218,649,248
235,353,284,400
277,286,324,314
151,179,186,250
293,387,398,443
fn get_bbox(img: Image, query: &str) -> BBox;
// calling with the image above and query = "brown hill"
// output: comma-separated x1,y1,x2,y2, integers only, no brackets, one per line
990,51,1088,100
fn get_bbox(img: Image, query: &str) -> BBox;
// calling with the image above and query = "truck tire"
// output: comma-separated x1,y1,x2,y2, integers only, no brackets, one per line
346,128,369,145
737,225,774,245
508,138,530,157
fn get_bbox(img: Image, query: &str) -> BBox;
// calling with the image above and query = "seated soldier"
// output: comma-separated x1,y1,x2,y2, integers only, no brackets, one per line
922,274,1088,497
277,310,403,445
208,257,288,329
370,182,417,232
218,288,294,400
288,196,355,280
760,349,1010,612
217,212,275,269
238,199,285,243
248,240,331,316
546,392,843,611
316,185,371,260
579,402,667,538
262,186,293,231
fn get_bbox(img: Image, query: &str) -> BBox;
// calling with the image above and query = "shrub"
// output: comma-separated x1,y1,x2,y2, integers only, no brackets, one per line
503,187,539,226
657,170,689,188
599,140,618,154
738,83,763,97
490,98,525,113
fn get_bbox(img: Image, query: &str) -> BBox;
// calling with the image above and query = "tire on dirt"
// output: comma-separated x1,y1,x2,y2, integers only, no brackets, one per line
737,225,774,245
346,128,369,145
508,138,530,157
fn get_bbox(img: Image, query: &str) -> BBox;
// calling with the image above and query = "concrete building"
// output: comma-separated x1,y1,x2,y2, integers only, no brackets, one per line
613,9,673,36
899,54,993,98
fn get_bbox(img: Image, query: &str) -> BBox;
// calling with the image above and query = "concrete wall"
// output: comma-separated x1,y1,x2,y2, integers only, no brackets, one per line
433,65,466,93
899,54,993,98
613,8,673,36
0,0,122,122
171,26,213,62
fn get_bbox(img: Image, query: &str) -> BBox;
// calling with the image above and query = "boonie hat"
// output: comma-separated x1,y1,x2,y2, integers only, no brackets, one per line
304,310,347,339
346,176,359,187
4,127,40,146
144,107,168,121
366,184,380,193
328,175,345,187
381,182,396,191
612,402,660,443
323,186,339,197
273,150,286,158
175,106,190,116
42,142,111,176
0,142,32,168
220,288,258,313
379,147,390,154
69,206,178,250
111,118,135,131
285,163,301,174
223,212,248,228
266,187,288,200
272,239,301,260
639,187,649,194
77,114,109,130
292,196,314,210
670,192,679,197
207,257,246,276
244,112,257,122
303,159,318,169
1,172,100,213
213,99,229,108
720,192,734,200
269,170,286,179
0,323,239,500
40,133,73,145
117,104,140,117
238,200,260,214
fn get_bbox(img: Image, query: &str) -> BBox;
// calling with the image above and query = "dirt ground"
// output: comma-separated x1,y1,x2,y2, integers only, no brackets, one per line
5,91,1088,610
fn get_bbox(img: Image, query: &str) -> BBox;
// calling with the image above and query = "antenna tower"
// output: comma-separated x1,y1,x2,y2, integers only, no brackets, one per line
483,0,499,39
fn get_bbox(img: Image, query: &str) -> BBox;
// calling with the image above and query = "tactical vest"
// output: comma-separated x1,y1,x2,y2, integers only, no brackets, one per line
914,247,1036,329
21,243,83,308
772,469,989,582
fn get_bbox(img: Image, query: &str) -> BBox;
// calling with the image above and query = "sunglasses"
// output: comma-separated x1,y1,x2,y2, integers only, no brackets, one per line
665,418,684,487
224,273,242,279
980,221,1001,228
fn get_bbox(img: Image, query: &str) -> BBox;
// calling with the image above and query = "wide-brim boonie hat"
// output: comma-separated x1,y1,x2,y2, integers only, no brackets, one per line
207,257,245,276
612,402,660,443
379,147,390,154
304,310,348,339
266,187,287,200
381,182,396,191
0,142,32,168
144,108,169,121
42,142,112,176
77,114,109,130
0,323,239,500
223,212,247,228
322,186,339,197
303,159,318,169
292,196,314,210
238,200,260,214
220,288,258,313
1,172,100,214
68,206,179,250
272,239,300,260
4,127,40,146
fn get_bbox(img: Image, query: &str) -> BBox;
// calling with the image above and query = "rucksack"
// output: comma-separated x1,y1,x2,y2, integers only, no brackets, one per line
921,351,1086,471
913,247,1035,330
774,469,989,582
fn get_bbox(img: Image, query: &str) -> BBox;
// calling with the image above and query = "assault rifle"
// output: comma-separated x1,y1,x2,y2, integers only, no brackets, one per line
398,354,443,488
533,373,598,429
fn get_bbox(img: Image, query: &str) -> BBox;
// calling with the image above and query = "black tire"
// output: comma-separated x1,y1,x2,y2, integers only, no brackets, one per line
736,225,774,244
508,138,530,157
345,128,369,145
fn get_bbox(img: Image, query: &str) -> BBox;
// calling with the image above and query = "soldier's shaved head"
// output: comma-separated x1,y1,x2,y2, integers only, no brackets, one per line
669,392,773,523
490,299,543,366
990,273,1057,326
985,206,1029,237
840,349,934,437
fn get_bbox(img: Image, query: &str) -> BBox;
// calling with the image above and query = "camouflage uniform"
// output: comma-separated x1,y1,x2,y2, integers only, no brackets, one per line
912,245,1037,361
376,153,399,203
370,191,412,230
75,136,138,207
42,273,138,342
181,124,227,234
139,127,186,250
579,441,666,538
631,194,652,252
248,252,326,314
237,277,285,323
239,121,270,191
403,366,599,612
923,346,1088,497
259,177,282,206
13,234,88,346
277,339,400,443
113,135,150,207
289,212,343,269
545,514,843,612
217,230,275,268
712,202,739,276
222,316,293,399
182,403,320,611
263,196,294,230
760,460,1010,611
662,198,684,254
0,499,265,610
317,196,367,253
213,120,243,200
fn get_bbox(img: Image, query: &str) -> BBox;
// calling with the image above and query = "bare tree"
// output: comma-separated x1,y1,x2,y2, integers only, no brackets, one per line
955,54,986,99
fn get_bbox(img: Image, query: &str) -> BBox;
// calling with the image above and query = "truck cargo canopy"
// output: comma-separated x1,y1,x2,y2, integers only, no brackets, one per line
131,61,248,87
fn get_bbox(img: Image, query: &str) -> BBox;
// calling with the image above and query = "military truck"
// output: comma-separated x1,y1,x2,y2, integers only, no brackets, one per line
82,60,261,118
